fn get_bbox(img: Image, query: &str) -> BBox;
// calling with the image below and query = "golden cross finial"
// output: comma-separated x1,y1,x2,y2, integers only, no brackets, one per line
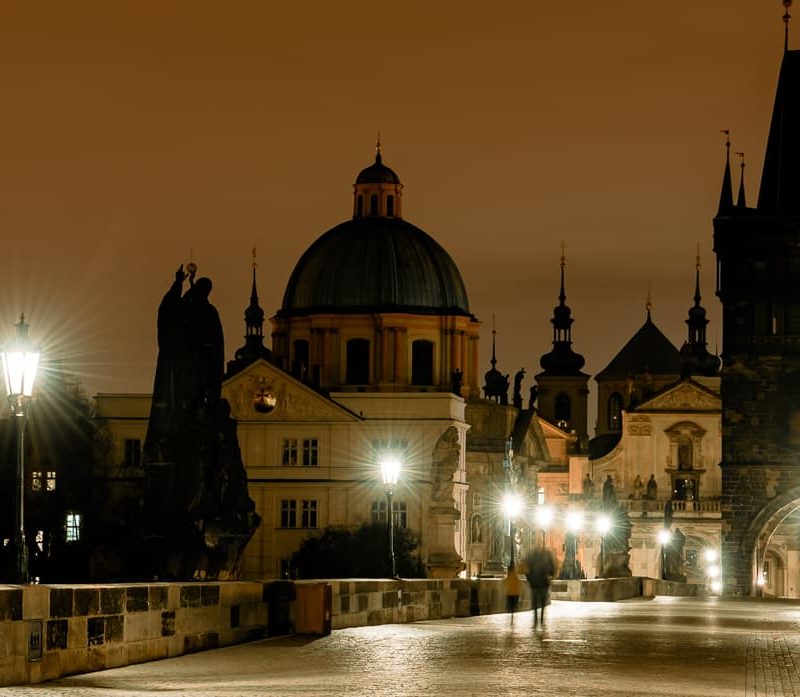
646,284,653,315
560,240,566,269
252,244,257,269
695,243,701,272
376,131,382,157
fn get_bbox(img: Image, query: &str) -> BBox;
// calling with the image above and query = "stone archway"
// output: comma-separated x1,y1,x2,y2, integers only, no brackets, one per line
742,485,800,597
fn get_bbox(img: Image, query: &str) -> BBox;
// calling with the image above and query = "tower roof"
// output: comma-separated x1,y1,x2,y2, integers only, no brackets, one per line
757,50,800,214
539,253,586,375
595,313,681,381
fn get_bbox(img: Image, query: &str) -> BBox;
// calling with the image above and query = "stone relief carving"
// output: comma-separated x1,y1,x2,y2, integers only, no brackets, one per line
628,415,652,436
644,384,720,411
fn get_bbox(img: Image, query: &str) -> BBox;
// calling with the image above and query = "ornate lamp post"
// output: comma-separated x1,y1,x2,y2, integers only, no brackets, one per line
502,492,523,567
378,452,402,578
2,315,40,584
657,528,672,581
534,504,554,547
596,513,612,578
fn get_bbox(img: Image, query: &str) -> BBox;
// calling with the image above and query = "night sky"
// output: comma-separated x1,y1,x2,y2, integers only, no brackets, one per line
0,3,787,432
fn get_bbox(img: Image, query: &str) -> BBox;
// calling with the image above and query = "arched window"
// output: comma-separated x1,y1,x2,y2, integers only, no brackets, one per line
346,339,370,385
608,393,623,431
386,195,394,216
677,436,693,471
411,340,434,385
369,194,379,216
292,339,309,381
470,514,483,543
356,195,363,218
555,393,571,429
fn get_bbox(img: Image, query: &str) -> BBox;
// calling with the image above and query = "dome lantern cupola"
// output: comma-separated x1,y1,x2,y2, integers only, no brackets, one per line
353,137,404,219
539,250,586,375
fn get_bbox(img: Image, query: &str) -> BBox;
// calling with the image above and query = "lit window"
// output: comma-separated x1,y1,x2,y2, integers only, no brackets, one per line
35,530,44,553
46,472,56,491
280,500,297,528
31,471,42,492
302,439,318,467
124,439,141,467
65,513,82,542
537,487,546,505
301,500,318,528
282,439,299,466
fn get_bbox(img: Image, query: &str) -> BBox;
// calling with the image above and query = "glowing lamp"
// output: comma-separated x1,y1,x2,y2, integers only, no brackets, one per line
596,514,612,535
503,492,524,518
535,505,554,529
566,510,584,533
2,315,39,406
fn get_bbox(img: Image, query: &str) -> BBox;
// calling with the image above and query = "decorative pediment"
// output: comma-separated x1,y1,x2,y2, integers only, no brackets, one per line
223,360,359,422
634,380,720,413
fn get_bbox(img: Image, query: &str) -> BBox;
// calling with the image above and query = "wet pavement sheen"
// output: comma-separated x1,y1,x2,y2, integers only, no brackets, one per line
4,597,800,697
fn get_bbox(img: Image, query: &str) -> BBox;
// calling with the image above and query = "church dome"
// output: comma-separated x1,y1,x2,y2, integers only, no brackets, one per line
280,216,471,316
355,152,401,185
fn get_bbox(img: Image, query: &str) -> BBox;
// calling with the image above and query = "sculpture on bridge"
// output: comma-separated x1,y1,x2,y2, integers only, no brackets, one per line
139,264,261,580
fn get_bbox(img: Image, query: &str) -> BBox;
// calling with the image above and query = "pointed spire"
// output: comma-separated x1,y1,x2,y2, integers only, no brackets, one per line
784,0,793,53
250,245,259,305
735,152,747,208
718,130,734,213
694,244,702,306
559,241,566,305
490,314,497,370
681,248,720,377
227,247,271,376
375,131,382,164
646,284,653,322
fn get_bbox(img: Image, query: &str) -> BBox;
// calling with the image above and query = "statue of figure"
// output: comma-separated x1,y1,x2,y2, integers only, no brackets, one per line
602,474,617,510
601,503,633,577
645,474,658,500
582,473,593,498
513,368,525,409
663,500,674,530
431,426,460,504
528,384,538,410
451,369,463,397
632,474,644,500
141,265,260,580
500,374,510,405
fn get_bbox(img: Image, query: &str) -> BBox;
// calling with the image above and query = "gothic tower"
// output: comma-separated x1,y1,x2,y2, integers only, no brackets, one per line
714,35,800,594
535,253,589,452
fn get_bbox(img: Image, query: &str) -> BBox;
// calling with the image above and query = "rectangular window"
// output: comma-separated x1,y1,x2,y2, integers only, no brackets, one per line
46,472,56,491
282,439,299,467
537,487,546,505
371,500,387,524
31,471,42,492
65,513,82,542
302,439,318,467
371,500,407,528
301,500,318,528
280,500,297,528
124,439,142,467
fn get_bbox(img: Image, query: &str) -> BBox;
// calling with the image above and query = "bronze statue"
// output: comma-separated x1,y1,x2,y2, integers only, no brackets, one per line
513,368,525,409
141,265,260,580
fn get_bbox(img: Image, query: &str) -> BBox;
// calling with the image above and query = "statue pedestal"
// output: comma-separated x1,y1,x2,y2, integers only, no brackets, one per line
426,505,464,578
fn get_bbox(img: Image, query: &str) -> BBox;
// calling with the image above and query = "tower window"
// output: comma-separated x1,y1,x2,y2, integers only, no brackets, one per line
555,393,571,429
346,338,370,384
369,194,379,216
608,393,623,432
293,339,309,380
411,340,434,385
386,195,394,216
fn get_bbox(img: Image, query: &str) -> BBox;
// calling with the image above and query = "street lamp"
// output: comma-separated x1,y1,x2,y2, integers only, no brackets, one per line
2,315,40,584
502,492,523,567
596,513,612,578
535,504,554,546
657,528,672,581
378,452,402,578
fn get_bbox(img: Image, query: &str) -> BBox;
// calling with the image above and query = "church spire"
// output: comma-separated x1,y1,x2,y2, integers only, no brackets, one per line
226,247,272,376
718,130,734,213
736,152,747,208
483,315,509,403
680,248,720,377
784,0,792,53
538,247,585,375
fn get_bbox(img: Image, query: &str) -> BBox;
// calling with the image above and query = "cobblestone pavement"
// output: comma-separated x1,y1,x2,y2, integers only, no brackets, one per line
3,597,800,697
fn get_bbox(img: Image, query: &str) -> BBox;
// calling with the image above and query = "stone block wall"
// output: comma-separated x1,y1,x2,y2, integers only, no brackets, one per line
0,582,266,687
